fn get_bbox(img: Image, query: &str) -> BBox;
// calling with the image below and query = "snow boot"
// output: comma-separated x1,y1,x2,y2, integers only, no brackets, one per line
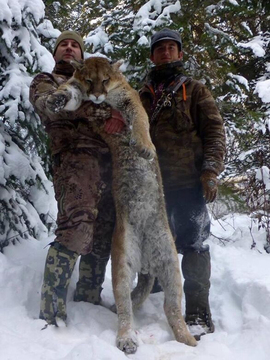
181,249,214,340
73,251,110,304
39,242,78,326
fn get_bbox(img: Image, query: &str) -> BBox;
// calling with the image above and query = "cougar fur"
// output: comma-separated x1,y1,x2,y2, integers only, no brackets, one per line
47,57,197,354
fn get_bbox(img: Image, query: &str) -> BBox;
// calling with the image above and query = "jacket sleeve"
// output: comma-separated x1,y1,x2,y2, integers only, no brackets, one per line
192,82,226,176
29,73,112,127
29,72,61,120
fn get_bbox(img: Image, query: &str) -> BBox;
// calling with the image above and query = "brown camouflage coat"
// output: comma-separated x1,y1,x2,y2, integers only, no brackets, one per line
140,64,226,190
29,63,115,255
29,64,111,156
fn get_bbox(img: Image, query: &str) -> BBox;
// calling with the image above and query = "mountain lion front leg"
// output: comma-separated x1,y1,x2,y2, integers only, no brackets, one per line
46,88,72,113
46,81,85,113
126,90,156,160
131,103,156,160
108,88,156,160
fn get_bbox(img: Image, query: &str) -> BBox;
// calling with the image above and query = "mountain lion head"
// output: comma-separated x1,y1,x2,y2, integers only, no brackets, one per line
70,57,124,104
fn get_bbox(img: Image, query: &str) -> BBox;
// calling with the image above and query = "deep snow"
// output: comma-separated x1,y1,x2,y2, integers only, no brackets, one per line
1,213,270,360
1,1,270,358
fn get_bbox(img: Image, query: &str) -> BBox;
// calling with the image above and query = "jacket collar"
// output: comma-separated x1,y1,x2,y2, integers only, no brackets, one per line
148,60,184,86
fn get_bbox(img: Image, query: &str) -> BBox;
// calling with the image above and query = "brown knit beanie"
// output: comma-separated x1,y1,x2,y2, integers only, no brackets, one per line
53,30,85,59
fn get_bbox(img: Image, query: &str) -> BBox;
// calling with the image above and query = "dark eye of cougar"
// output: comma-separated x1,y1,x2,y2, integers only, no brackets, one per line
86,79,92,84
102,78,110,85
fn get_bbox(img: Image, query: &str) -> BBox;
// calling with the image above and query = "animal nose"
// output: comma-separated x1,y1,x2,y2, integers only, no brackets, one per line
89,93,106,104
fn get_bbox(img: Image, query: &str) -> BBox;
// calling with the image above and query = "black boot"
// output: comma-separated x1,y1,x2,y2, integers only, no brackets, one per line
73,251,110,304
151,278,163,293
181,249,214,340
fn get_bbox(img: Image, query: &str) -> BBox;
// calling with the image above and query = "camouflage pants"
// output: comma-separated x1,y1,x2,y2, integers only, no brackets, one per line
53,149,115,255
40,150,115,323
74,173,116,303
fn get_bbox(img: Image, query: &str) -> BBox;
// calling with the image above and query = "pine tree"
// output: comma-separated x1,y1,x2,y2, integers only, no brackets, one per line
44,0,188,85
203,1,269,207
43,0,270,186
81,0,270,236
44,0,85,33
0,0,57,251
83,0,183,85
2,0,268,249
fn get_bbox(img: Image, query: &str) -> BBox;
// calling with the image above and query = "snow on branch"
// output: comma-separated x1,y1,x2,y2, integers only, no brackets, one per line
134,0,181,30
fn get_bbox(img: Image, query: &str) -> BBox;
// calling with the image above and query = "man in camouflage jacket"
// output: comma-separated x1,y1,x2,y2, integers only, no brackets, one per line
29,31,124,326
140,29,226,339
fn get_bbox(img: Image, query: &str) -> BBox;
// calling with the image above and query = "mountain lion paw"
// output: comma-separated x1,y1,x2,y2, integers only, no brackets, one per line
116,335,138,354
46,93,69,113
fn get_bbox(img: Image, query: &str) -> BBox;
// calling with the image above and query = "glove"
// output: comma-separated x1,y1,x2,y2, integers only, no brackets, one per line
104,109,126,134
200,171,218,203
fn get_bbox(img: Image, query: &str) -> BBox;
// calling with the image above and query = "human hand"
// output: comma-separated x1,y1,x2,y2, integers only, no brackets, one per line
104,109,126,134
200,171,218,203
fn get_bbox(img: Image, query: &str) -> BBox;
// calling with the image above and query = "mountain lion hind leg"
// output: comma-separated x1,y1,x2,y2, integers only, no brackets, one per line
111,222,139,354
157,251,197,347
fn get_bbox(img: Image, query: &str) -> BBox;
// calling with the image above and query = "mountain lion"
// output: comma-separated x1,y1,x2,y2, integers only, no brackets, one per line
47,57,197,353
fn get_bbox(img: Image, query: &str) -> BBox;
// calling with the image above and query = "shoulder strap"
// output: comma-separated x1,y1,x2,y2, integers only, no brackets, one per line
149,75,190,123
167,74,188,95
172,75,188,95
144,83,155,97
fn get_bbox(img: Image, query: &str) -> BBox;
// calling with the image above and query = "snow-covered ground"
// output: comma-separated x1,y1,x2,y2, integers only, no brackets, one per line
1,213,270,360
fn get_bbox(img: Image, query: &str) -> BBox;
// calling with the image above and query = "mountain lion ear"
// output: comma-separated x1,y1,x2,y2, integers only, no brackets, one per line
70,59,84,70
112,60,124,71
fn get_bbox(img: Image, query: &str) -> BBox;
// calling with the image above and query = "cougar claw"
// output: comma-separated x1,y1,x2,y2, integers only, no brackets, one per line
137,146,155,160
130,139,155,160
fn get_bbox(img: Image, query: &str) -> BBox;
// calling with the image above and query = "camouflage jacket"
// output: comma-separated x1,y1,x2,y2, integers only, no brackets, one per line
29,61,110,156
140,62,226,190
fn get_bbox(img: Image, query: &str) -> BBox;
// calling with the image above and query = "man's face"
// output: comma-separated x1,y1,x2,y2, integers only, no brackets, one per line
54,39,82,63
150,40,183,66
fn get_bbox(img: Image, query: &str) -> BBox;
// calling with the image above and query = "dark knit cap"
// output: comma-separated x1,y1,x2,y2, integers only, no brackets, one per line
150,28,182,53
53,30,84,59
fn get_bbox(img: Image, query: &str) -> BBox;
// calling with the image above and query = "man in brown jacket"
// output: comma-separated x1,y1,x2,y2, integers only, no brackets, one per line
140,29,226,339
29,31,124,326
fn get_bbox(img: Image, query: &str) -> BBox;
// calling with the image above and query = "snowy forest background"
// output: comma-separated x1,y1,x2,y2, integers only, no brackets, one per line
0,0,269,253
